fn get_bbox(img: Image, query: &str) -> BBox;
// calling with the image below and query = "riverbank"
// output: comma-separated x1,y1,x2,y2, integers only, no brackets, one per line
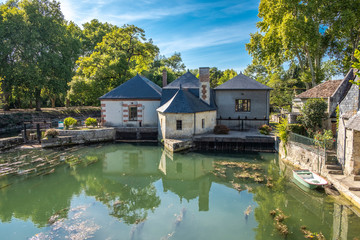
280,141,360,210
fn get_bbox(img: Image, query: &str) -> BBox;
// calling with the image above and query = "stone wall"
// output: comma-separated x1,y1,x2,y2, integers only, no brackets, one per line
41,128,115,148
279,141,327,175
344,129,360,175
0,137,24,151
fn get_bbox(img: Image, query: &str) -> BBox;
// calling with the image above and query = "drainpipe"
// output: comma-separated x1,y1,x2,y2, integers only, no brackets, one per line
194,113,196,135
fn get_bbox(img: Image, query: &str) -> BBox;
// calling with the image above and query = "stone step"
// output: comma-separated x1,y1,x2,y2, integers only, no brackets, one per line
354,175,360,181
348,187,360,191
325,159,339,165
328,170,344,175
326,165,343,170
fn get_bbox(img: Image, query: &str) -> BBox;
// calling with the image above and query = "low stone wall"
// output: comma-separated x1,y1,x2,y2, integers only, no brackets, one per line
279,141,327,176
0,137,24,151
41,128,116,148
164,139,194,152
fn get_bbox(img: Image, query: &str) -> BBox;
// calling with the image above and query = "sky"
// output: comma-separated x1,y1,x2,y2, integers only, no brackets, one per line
0,0,260,72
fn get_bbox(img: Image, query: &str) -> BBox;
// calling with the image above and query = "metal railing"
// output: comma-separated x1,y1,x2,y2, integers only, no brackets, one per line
289,132,336,151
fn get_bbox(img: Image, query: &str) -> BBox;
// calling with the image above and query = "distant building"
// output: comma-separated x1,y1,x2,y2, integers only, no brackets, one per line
214,73,272,129
157,68,217,139
99,74,162,127
290,71,353,131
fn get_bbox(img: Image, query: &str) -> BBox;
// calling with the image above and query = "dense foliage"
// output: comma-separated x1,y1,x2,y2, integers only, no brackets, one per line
314,130,335,149
44,128,59,138
259,124,272,135
297,99,327,136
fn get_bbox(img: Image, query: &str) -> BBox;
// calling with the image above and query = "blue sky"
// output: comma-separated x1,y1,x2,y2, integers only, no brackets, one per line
1,0,261,72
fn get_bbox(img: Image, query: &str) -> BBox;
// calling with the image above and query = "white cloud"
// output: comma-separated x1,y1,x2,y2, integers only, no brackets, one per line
156,23,256,55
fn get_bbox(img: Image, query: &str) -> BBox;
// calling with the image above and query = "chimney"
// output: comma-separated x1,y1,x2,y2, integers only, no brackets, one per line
199,67,210,105
162,69,167,87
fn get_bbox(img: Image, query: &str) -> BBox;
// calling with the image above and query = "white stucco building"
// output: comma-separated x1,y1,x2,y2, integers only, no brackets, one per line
99,74,162,127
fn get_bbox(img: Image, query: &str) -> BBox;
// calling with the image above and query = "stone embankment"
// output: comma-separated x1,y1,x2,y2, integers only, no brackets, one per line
41,128,116,148
0,137,24,151
0,107,100,136
280,141,360,209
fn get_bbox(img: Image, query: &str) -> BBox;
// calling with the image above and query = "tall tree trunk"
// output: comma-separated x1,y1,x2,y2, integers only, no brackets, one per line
3,92,10,111
35,88,42,111
305,47,316,87
50,96,56,108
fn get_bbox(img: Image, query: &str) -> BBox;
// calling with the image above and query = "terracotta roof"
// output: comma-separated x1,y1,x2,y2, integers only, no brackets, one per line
296,80,342,99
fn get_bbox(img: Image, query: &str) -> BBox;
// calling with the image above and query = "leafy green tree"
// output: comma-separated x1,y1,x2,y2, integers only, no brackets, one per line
246,0,351,89
209,67,223,88
351,49,360,86
81,19,117,56
68,25,159,105
217,69,237,86
298,98,327,136
163,52,186,72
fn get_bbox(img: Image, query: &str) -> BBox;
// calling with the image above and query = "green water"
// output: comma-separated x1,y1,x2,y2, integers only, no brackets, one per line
0,143,359,240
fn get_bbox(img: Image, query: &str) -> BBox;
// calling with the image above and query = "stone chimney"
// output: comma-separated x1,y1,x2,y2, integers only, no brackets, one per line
162,69,167,87
199,67,210,105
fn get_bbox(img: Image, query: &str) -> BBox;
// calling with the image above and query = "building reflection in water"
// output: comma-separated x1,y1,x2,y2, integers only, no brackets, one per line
159,149,214,211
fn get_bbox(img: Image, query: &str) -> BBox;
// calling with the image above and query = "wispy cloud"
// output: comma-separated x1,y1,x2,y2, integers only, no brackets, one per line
156,23,256,55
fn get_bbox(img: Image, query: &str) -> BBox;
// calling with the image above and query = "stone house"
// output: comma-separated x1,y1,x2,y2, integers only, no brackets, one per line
157,68,217,139
290,70,354,130
337,69,360,178
99,74,162,127
214,73,272,129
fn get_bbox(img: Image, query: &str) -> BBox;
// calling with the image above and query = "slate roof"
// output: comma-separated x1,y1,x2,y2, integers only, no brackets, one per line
296,80,342,99
99,74,162,100
163,71,199,89
215,73,272,90
157,88,216,113
346,111,360,131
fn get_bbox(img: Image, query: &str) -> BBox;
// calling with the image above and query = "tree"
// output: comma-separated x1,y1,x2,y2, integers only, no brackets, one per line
217,69,237,86
0,0,81,110
81,19,117,56
163,52,186,72
351,49,360,86
68,25,159,105
298,98,327,136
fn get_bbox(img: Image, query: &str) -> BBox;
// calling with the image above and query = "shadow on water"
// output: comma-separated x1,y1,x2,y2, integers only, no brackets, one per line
0,143,359,239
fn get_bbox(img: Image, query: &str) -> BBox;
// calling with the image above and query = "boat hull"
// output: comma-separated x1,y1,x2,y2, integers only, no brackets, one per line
292,170,327,189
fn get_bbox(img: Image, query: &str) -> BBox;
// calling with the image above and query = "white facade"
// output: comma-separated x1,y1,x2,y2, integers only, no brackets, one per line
158,111,216,139
101,99,160,127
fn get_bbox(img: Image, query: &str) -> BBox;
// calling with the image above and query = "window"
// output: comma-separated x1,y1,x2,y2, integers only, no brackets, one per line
176,120,182,130
235,99,251,112
129,106,137,121
202,119,205,128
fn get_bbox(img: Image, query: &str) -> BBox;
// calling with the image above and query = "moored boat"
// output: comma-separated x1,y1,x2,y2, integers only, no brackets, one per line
292,169,328,189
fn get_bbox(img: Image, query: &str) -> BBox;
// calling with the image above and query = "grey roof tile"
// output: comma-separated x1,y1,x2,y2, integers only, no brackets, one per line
164,71,199,89
346,111,360,131
215,73,272,90
99,74,162,100
157,88,216,113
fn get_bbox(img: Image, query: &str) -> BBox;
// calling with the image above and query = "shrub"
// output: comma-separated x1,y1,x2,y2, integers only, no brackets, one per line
259,124,272,135
85,117,97,127
214,125,230,134
297,98,327,137
64,117,77,129
288,124,306,136
276,117,289,144
44,128,59,138
314,130,335,149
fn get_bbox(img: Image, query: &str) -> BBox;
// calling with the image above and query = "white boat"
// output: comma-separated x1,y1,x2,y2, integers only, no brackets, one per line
292,169,328,189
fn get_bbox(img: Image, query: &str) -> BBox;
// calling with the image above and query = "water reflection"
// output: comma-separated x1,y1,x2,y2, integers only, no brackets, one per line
159,149,213,211
0,144,359,239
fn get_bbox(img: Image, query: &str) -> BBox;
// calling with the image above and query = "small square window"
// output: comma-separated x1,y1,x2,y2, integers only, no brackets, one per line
202,119,205,128
176,120,182,130
235,99,251,112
